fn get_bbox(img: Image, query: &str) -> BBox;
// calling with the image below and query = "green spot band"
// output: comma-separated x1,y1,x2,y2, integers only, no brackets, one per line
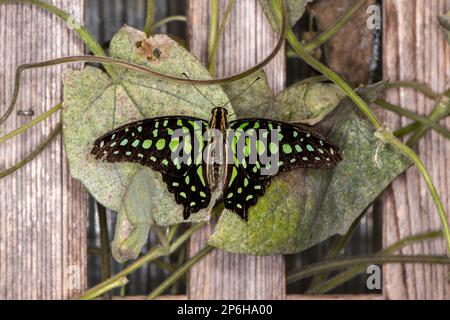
306,144,314,152
120,139,128,146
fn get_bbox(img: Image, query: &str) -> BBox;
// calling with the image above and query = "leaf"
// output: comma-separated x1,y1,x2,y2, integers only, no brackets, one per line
438,12,450,44
222,71,346,124
63,26,230,229
258,0,313,31
208,82,412,255
111,168,155,262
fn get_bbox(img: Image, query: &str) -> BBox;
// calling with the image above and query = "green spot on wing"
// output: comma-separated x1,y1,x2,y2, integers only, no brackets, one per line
142,140,152,149
282,144,292,154
132,139,140,147
156,139,166,150
197,166,206,186
228,166,238,187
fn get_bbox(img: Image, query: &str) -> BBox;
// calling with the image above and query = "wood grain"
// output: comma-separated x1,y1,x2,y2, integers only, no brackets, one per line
382,0,450,300
308,0,376,86
187,0,286,299
0,0,87,299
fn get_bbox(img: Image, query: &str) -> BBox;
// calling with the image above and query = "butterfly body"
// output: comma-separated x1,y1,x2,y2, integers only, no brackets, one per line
91,107,342,221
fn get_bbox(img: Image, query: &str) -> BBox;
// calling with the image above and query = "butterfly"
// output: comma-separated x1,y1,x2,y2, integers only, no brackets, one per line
91,107,342,221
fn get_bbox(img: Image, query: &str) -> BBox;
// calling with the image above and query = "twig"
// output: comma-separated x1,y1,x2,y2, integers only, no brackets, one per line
152,15,186,30
386,81,441,100
407,95,450,146
0,102,61,144
0,123,61,179
78,277,128,300
306,230,442,293
308,210,366,290
375,99,450,140
287,254,450,284
208,0,234,75
144,0,154,37
97,202,111,300
146,245,214,300
304,0,367,52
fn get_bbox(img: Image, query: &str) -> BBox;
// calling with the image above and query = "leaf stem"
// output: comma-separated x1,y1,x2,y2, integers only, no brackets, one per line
375,99,450,140
306,230,442,293
208,0,234,75
406,95,450,146
303,0,367,52
146,245,214,300
0,102,61,144
386,81,441,100
144,0,154,37
97,202,112,300
78,277,128,300
152,15,186,30
208,0,218,74
287,254,450,284
308,211,366,290
0,123,61,179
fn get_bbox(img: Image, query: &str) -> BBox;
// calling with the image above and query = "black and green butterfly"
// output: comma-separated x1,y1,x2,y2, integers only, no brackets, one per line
91,107,342,221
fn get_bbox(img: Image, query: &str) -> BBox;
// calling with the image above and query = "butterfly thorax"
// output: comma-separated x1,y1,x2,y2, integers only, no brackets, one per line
205,107,229,194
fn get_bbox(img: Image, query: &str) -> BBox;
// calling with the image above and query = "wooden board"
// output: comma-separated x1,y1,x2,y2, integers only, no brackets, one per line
187,0,286,299
382,0,450,299
0,0,87,299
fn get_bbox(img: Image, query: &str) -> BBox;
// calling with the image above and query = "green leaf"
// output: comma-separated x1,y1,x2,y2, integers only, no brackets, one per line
63,26,229,229
258,0,313,31
222,71,345,124
438,12,450,44
111,168,155,262
208,82,412,255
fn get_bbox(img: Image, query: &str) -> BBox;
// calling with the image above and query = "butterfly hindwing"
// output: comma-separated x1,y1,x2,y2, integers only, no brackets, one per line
223,164,270,220
91,116,211,219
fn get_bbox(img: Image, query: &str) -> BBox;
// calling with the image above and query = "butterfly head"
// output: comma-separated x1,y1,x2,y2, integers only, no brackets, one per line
209,107,229,131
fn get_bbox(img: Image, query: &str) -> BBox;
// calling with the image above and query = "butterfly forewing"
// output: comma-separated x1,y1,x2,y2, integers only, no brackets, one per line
91,116,211,218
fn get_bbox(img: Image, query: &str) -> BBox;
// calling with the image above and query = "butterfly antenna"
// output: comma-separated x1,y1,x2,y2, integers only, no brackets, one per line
183,72,218,108
221,76,261,109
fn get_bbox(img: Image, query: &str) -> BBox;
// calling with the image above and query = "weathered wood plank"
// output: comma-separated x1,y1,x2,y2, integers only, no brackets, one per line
0,0,86,299
187,0,286,300
382,0,450,300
